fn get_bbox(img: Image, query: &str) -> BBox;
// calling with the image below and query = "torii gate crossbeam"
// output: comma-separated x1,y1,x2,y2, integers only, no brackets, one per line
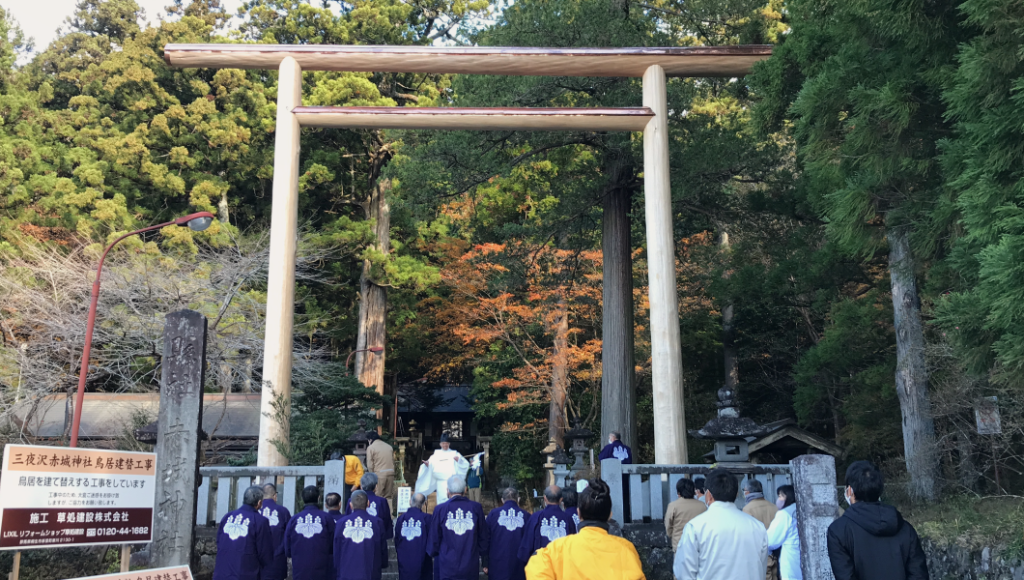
164,44,772,467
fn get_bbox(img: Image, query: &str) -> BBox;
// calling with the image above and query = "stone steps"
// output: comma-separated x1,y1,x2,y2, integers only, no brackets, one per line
383,539,486,580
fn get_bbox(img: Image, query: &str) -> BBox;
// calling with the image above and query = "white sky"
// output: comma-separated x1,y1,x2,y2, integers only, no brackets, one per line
4,0,244,54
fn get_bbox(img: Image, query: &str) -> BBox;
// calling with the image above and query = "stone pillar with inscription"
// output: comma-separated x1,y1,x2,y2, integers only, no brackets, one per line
791,454,838,580
151,310,208,569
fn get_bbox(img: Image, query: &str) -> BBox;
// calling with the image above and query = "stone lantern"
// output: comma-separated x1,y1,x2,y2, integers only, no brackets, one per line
551,446,573,488
689,386,770,463
563,418,594,474
348,419,371,466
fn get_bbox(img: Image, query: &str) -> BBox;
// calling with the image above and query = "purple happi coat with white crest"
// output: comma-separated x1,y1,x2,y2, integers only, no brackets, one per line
394,506,432,580
345,490,394,540
517,504,576,562
485,500,528,580
258,498,291,580
213,504,274,580
285,503,336,580
427,495,490,580
334,510,388,580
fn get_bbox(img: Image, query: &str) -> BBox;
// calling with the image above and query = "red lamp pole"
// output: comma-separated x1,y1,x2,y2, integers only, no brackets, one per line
68,212,216,448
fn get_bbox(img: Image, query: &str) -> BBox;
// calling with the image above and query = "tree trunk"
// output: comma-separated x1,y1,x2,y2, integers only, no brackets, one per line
218,358,232,394
549,297,570,448
356,176,391,396
719,231,738,394
888,225,940,501
601,182,636,447
218,189,229,223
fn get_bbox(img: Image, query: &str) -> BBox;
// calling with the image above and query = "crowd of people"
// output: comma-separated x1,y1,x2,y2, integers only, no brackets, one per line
211,475,645,580
210,432,928,580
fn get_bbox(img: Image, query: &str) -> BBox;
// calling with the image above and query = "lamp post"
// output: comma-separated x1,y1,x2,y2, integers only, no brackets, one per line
345,346,384,376
68,212,216,448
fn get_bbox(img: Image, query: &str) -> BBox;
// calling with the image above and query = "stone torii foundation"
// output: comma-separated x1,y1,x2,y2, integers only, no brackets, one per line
164,43,772,467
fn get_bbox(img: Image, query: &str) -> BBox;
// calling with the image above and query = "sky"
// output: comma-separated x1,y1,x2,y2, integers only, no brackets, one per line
5,0,244,54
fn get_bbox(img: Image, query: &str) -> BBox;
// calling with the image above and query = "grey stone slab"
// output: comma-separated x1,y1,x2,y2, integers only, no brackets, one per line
791,454,838,580
152,310,208,569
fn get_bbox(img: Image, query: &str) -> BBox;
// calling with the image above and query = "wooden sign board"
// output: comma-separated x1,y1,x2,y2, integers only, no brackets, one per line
65,565,192,580
0,445,156,550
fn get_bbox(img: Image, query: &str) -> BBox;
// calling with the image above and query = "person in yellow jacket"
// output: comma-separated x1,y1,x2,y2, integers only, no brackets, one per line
345,454,364,491
525,478,646,580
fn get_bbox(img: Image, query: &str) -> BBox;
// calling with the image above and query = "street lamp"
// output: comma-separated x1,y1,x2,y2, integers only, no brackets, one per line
346,346,384,376
68,212,216,448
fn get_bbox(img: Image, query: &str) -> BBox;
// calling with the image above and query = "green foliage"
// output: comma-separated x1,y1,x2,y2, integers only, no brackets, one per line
932,0,1024,384
285,373,387,466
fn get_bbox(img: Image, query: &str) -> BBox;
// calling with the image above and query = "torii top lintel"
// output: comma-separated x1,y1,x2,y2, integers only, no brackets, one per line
163,44,772,78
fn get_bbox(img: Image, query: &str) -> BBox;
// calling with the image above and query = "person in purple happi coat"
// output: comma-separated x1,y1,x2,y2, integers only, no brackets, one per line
394,492,433,580
258,483,291,580
334,491,389,580
213,485,275,580
326,492,345,523
345,473,394,540
428,475,490,580
485,487,528,580
517,485,577,563
285,485,336,580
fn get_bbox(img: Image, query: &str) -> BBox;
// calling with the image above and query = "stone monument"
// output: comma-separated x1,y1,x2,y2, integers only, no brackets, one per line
151,310,208,569
791,454,838,580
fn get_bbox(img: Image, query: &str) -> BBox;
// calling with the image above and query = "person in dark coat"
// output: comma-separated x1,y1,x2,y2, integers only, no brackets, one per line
427,475,490,580
394,492,433,580
258,483,291,580
485,487,527,580
213,485,275,580
827,460,929,580
345,473,394,540
517,485,577,562
285,485,336,580
326,492,344,523
335,490,388,580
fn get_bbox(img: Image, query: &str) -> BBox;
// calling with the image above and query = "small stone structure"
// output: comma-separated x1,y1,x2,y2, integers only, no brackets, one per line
152,310,208,569
689,386,770,463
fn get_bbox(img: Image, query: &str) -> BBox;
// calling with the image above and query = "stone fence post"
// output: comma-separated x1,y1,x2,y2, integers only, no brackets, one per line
601,458,624,524
791,454,838,580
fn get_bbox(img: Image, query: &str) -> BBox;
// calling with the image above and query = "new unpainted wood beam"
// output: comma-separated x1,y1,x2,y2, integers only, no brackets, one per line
292,106,654,132
164,44,772,77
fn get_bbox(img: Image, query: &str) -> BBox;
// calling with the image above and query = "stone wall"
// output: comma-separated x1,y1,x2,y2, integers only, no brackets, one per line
923,539,1024,580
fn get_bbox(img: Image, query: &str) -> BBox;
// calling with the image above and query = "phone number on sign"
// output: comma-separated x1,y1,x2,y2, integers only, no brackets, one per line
87,527,149,538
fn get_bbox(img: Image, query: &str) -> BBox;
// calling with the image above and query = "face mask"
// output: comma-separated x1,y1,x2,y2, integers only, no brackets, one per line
608,438,614,446
776,498,786,510
843,489,853,506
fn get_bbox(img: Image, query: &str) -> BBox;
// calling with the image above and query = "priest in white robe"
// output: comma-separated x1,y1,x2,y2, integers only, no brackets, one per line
415,433,469,505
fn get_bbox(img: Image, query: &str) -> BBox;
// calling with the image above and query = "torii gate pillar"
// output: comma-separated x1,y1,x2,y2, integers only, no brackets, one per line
643,65,688,464
258,57,302,467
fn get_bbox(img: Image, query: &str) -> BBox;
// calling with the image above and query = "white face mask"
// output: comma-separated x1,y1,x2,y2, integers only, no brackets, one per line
843,488,853,506
608,438,614,446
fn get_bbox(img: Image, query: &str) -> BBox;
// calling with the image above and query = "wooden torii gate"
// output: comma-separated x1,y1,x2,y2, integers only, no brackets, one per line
164,43,772,467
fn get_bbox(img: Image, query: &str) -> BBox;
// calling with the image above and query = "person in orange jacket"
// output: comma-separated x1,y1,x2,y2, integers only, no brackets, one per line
524,479,646,580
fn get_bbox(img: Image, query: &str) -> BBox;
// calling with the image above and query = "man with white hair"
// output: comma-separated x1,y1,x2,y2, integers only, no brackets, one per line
335,490,388,580
213,485,274,580
394,492,432,580
259,483,291,580
427,475,490,580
